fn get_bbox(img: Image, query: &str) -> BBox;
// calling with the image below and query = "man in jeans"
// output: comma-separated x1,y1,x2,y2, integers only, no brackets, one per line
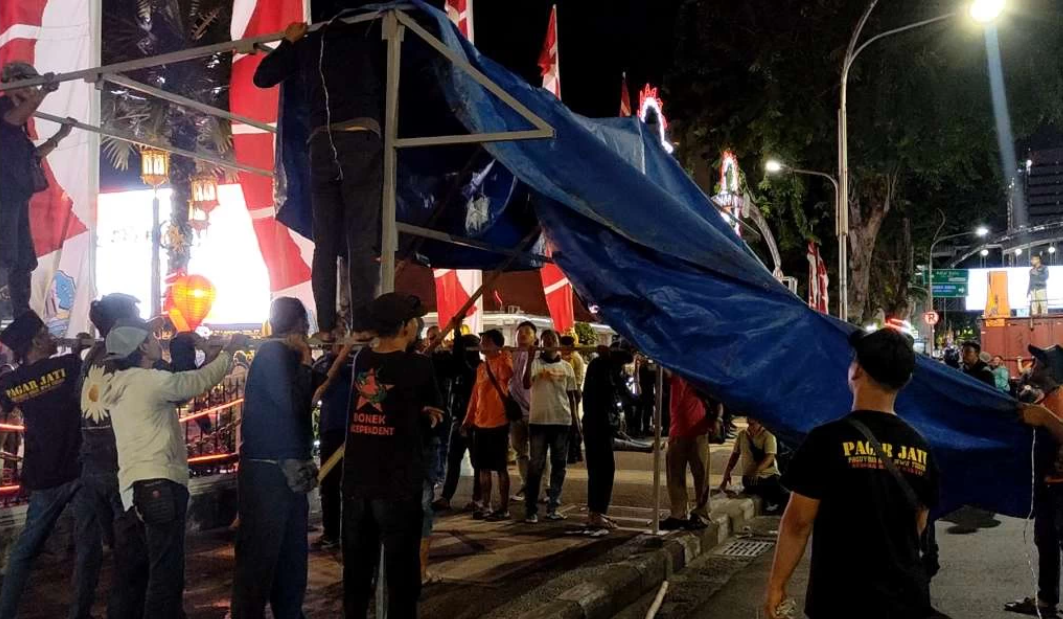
509,321,537,500
521,330,580,523
0,311,90,619
103,319,243,619
231,298,321,618
254,21,385,340
77,294,150,618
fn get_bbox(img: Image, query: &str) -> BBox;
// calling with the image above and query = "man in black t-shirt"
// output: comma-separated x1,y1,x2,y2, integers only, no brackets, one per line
0,311,92,619
343,294,445,619
961,341,996,387
764,328,941,619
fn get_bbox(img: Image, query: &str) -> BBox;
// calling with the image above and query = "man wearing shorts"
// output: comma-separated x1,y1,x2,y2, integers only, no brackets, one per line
463,329,514,521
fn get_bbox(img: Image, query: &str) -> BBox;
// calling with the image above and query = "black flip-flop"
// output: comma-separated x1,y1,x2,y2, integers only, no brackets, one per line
1005,598,1058,617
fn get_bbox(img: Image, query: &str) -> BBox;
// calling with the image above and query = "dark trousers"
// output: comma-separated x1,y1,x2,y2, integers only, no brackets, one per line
0,198,37,317
1036,483,1063,605
526,425,569,517
131,479,189,619
320,430,346,541
343,495,422,619
441,423,480,502
742,475,789,509
231,462,309,619
75,468,149,619
309,132,383,332
583,430,615,514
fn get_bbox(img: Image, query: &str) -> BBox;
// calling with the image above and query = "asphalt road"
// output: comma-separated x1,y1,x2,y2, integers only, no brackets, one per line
684,508,1043,619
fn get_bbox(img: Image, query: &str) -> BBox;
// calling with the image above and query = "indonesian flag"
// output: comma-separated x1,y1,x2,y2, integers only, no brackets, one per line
445,0,475,41
538,5,560,99
434,269,483,335
230,0,315,316
807,242,829,314
620,72,632,117
1,0,97,335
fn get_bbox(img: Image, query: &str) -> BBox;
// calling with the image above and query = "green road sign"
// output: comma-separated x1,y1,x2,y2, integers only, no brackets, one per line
931,269,968,285
932,283,968,298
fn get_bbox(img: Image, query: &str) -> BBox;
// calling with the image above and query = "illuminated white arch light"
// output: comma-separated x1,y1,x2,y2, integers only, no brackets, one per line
638,84,674,154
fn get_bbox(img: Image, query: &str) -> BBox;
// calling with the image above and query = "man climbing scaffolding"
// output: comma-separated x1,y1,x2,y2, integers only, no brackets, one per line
254,18,385,342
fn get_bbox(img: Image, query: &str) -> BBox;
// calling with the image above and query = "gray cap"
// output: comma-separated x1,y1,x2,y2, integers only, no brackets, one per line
1,62,39,83
104,317,152,361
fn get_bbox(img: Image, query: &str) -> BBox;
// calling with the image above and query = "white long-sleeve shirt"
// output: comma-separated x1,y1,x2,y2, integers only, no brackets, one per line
104,352,232,510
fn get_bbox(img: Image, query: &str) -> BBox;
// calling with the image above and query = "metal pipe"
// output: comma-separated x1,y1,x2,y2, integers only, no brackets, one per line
380,12,405,295
151,192,162,317
652,363,663,535
396,223,552,264
103,74,277,135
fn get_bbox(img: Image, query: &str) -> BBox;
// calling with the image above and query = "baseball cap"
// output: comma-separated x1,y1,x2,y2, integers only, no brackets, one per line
1,62,38,83
0,311,45,358
1030,344,1063,384
104,317,152,361
849,327,916,390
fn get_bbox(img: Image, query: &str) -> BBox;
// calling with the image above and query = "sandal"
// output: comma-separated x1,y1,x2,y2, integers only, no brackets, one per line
1005,598,1058,617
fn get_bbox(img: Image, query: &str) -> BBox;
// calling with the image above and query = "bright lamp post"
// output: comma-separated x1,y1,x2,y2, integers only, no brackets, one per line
926,225,990,355
838,0,1005,322
765,160,842,315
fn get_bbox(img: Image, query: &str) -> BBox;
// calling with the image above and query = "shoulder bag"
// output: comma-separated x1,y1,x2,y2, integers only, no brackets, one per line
484,360,523,422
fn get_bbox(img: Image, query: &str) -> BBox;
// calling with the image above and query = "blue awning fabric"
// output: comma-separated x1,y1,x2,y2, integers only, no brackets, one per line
275,1,1029,517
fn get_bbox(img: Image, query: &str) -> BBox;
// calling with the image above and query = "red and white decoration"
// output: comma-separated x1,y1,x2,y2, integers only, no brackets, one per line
637,84,673,154
620,72,632,117
538,5,561,99
230,0,315,317
445,0,474,41
807,241,829,314
1,0,98,335
434,269,483,335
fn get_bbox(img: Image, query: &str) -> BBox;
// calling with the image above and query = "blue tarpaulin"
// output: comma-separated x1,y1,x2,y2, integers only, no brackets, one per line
276,1,1030,517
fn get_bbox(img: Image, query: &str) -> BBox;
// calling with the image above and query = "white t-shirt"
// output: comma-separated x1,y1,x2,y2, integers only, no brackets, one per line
104,352,232,510
528,357,577,426
737,428,780,479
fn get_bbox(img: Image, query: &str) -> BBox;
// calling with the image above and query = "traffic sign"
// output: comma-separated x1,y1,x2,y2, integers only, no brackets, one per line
923,311,940,326
931,269,968,285
932,283,968,298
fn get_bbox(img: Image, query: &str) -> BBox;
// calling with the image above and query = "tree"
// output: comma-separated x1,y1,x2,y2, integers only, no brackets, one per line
101,0,234,273
666,0,1063,322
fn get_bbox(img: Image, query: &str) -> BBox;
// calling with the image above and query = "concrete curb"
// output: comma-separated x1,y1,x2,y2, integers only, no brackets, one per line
515,497,761,619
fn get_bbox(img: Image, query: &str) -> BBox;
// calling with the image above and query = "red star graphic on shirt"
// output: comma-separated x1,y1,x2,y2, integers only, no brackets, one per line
356,368,393,413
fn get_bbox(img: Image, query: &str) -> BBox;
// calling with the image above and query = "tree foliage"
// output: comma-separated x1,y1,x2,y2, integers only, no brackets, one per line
666,0,1063,321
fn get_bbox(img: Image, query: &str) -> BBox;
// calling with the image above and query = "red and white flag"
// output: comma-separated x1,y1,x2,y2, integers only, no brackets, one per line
535,7,574,333
445,0,475,41
807,242,829,314
538,5,561,99
1,0,98,335
434,269,483,335
230,0,315,316
620,72,632,117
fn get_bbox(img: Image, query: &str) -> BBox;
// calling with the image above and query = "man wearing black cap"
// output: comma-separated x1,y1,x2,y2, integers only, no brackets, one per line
1007,345,1063,617
0,311,90,619
0,63,72,317
231,297,321,619
343,293,445,619
764,328,941,619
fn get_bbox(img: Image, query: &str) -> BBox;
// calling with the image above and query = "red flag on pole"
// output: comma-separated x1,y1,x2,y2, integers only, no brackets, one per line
434,269,483,334
807,242,830,314
445,0,475,40
538,5,561,99
620,72,632,117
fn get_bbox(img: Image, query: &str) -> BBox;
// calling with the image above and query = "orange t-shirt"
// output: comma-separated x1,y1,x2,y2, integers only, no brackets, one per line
467,353,514,429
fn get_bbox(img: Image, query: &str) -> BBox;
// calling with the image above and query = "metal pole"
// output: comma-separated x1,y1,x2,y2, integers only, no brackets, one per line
380,12,404,295
928,239,937,356
376,545,387,619
151,191,162,317
652,364,663,535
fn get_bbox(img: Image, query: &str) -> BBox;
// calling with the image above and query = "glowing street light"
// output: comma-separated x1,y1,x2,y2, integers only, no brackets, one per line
970,0,1005,24
765,160,784,174
975,226,990,237
1050,246,1058,255
980,249,990,257
1016,248,1023,256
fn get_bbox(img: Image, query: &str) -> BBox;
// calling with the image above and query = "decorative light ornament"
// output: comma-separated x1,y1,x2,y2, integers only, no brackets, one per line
638,84,674,154
189,173,220,233
169,274,216,331
139,148,170,187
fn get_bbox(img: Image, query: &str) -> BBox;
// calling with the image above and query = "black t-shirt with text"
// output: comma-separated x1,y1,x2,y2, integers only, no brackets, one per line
343,350,443,500
0,354,83,490
782,410,940,619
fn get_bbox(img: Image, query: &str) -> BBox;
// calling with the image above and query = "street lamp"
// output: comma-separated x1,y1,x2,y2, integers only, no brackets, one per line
766,159,843,316
927,226,990,356
838,1,1005,322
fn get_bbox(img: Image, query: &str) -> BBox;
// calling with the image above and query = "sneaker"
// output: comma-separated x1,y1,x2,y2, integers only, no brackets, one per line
545,510,566,521
312,535,340,550
659,517,686,531
524,513,539,524
485,510,511,522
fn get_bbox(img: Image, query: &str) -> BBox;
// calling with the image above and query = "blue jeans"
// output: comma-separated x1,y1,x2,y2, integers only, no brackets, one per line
525,425,570,518
0,479,93,619
76,468,148,619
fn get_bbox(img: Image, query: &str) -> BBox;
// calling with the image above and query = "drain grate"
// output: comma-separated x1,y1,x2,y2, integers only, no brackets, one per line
715,539,775,558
